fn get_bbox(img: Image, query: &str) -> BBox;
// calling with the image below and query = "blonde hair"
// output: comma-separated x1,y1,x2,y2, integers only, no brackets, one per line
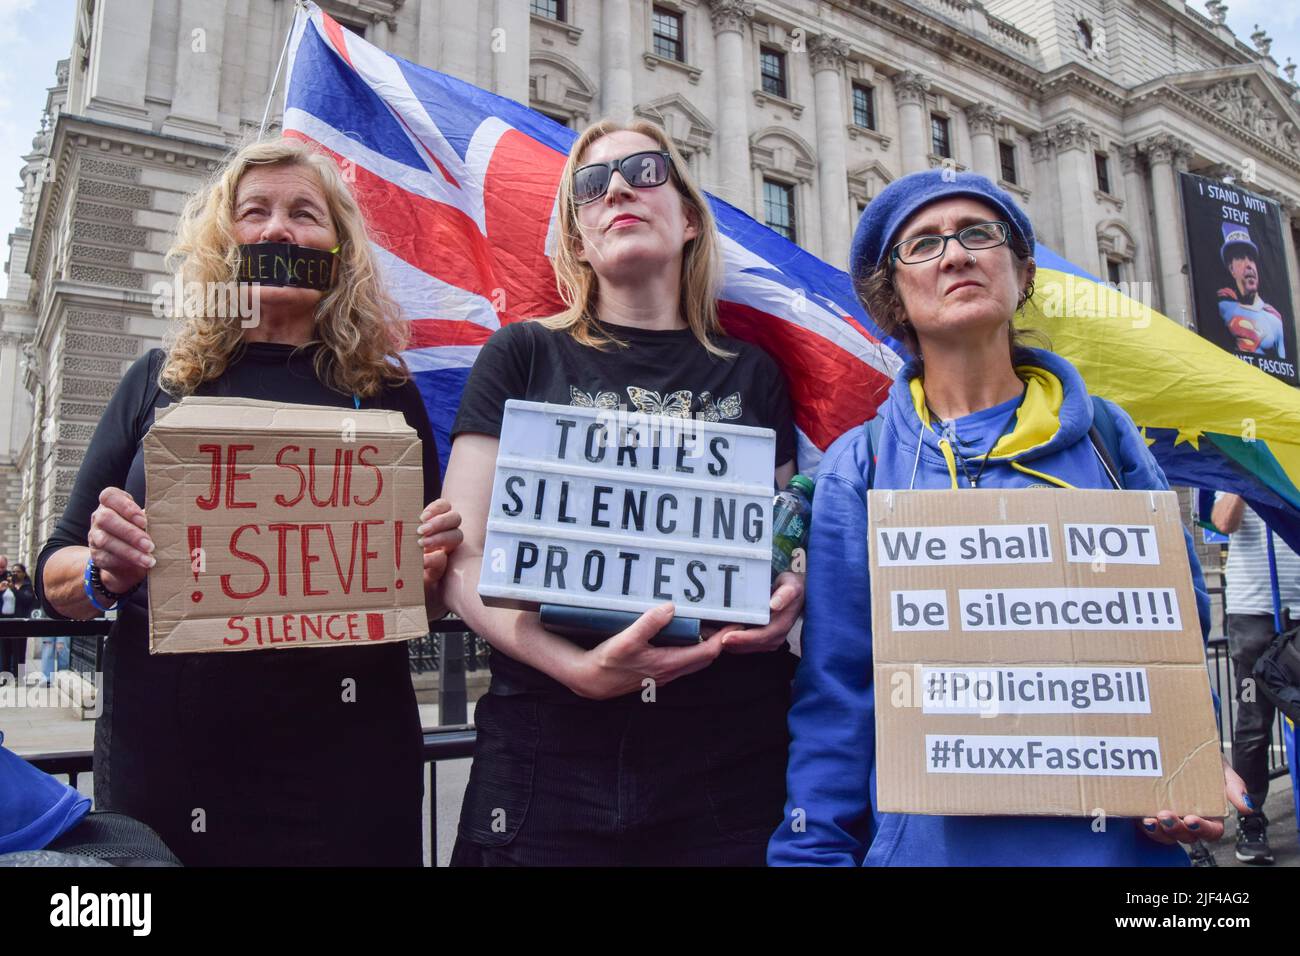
544,119,732,358
160,137,410,398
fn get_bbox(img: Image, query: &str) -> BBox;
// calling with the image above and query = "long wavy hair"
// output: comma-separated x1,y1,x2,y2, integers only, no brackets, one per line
543,119,732,358
160,137,409,398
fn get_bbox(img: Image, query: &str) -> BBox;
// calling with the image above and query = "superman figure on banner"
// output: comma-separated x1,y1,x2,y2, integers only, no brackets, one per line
1217,222,1286,358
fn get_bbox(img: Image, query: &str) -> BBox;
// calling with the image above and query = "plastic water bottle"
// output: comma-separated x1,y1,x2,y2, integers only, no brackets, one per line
771,475,814,578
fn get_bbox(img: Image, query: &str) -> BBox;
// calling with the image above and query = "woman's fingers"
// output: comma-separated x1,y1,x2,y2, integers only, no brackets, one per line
422,548,449,582
421,529,464,553
1139,812,1217,845
420,498,454,522
89,524,155,570
99,486,146,529
91,508,155,557
1222,756,1253,816
719,624,786,654
418,504,462,551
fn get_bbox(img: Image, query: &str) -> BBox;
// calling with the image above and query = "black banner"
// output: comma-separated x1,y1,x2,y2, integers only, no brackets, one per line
1180,172,1299,386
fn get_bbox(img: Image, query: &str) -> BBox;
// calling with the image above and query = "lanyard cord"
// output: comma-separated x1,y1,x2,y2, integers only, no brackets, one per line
926,387,1026,488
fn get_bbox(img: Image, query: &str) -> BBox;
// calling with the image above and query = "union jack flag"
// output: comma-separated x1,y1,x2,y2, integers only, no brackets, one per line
281,4,1300,558
281,2,900,474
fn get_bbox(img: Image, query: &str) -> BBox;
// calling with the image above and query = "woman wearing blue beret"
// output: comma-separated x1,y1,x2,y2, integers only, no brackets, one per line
768,170,1252,866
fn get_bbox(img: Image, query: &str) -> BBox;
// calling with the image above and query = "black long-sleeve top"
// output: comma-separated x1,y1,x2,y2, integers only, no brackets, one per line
36,342,440,865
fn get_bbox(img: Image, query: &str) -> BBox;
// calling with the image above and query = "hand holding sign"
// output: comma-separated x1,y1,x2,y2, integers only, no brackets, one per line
1139,757,1251,846
88,487,156,594
419,498,464,595
714,570,806,654
570,601,724,700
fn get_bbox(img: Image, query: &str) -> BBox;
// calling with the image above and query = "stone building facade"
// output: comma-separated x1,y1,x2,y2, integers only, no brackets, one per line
1,0,1297,567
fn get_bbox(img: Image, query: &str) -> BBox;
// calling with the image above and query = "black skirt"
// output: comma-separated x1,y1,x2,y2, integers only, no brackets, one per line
94,603,424,866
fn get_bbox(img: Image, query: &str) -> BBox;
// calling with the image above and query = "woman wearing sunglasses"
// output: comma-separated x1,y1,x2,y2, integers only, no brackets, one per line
441,120,803,865
768,169,1252,866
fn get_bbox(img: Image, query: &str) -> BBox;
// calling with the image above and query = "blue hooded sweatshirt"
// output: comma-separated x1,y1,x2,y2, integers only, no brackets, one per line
768,347,1211,867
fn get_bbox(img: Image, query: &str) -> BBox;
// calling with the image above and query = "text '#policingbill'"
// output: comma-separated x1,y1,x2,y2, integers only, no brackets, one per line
924,735,1163,776
920,667,1152,715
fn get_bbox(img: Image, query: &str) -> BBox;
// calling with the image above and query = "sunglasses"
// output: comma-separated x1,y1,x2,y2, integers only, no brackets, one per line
572,150,674,206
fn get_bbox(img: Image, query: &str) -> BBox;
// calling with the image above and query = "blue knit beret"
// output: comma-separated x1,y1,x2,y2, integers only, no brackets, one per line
850,169,1035,282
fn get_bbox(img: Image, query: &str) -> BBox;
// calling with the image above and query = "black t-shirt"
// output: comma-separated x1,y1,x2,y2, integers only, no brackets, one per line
35,342,440,865
453,318,798,706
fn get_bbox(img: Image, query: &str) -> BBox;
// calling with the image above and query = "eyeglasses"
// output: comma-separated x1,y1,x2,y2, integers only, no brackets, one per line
572,151,674,206
890,221,1010,266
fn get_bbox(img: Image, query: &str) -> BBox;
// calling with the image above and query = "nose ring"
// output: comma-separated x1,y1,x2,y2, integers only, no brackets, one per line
967,253,977,265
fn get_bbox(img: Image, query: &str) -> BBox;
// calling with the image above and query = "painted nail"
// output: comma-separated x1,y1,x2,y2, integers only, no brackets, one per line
1243,794,1256,811
1143,821,1157,832
1187,821,1200,831
1160,817,1176,829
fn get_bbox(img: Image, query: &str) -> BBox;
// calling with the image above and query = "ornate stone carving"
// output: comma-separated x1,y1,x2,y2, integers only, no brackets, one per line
964,102,1001,136
808,34,850,73
66,312,127,332
707,0,754,35
1193,78,1300,154
78,157,141,182
1119,144,1143,175
71,243,132,265
71,220,148,246
55,445,85,466
69,264,145,288
58,401,107,421
1050,119,1097,153
891,70,930,107
1141,133,1193,169
78,178,151,207
74,200,135,224
64,332,141,357
1028,130,1055,162
57,423,95,443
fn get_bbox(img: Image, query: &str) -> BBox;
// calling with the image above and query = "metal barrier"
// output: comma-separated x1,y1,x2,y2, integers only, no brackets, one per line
3,615,481,865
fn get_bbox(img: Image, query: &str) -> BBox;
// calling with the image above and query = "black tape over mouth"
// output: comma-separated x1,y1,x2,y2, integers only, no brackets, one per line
236,242,338,290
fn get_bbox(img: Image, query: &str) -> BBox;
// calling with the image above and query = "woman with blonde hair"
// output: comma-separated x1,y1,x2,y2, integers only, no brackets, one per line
36,136,463,865
442,119,804,865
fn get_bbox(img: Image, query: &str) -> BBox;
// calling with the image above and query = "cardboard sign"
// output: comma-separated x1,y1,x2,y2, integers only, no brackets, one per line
143,397,427,654
478,400,775,624
869,488,1223,818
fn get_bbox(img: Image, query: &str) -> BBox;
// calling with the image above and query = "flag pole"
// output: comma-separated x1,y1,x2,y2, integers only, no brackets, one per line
259,0,304,139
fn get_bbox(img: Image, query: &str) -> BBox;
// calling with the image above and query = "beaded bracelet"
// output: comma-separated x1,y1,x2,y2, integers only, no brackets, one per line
83,557,131,612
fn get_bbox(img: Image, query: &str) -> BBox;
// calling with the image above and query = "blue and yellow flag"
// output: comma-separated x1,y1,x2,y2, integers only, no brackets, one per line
1023,248,1300,552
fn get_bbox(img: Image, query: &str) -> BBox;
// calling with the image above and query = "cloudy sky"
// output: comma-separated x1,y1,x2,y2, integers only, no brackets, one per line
0,1,1295,298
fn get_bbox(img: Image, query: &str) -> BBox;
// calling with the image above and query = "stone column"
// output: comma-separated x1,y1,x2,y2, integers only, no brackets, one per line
892,71,930,175
1028,130,1060,251
84,0,155,129
708,0,756,213
810,34,850,267
600,0,634,123
161,0,227,142
1269,198,1300,346
492,0,530,103
1051,120,1098,268
1120,145,1157,293
964,103,1001,181
1144,134,1194,327
438,1,480,86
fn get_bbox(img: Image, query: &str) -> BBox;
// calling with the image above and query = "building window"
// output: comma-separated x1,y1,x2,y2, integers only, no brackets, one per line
1106,259,1123,287
651,6,684,62
764,179,796,242
999,141,1018,184
1076,19,1094,51
531,0,564,19
760,47,787,98
931,115,951,159
1095,152,1111,193
852,83,876,130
